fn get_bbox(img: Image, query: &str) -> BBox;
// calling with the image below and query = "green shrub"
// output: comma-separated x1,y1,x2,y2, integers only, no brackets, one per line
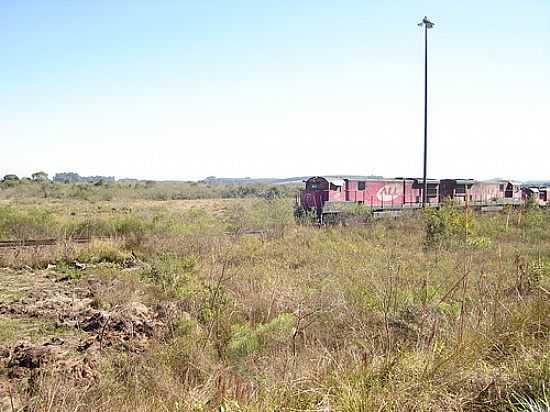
144,254,198,297
227,313,295,361
76,241,129,265
106,213,152,247
424,204,476,247
227,324,259,360
0,206,56,239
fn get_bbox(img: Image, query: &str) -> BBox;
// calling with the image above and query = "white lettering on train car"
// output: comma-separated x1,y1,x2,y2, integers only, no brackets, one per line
376,184,401,202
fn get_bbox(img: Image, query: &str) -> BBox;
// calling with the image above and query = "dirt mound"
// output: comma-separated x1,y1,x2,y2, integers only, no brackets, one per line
0,267,174,406
0,267,94,320
78,302,159,335
0,302,167,410
2,302,165,369
60,302,166,355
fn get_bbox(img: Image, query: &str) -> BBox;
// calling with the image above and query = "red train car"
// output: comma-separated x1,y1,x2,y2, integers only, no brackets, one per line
440,179,522,204
523,187,549,207
297,176,439,220
296,176,532,222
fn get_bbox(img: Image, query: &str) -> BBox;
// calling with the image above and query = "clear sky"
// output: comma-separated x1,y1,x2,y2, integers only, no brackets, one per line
1,1,549,181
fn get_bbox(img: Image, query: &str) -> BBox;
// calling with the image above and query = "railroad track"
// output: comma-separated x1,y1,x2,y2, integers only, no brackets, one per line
0,231,266,249
0,236,101,248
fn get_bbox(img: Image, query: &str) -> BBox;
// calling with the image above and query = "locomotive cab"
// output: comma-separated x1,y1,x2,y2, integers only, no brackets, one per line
504,181,521,199
296,177,345,220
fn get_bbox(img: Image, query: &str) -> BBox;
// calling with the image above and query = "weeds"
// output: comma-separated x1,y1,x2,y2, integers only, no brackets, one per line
2,200,549,411
0,206,56,239
227,313,295,361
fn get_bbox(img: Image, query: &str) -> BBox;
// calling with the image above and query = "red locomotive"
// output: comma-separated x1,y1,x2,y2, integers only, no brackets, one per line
296,176,529,222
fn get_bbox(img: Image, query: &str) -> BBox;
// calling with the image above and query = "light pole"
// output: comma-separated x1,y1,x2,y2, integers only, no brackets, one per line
418,16,434,207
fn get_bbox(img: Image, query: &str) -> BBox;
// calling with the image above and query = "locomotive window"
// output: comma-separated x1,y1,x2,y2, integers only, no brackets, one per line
499,184,504,191
358,181,366,191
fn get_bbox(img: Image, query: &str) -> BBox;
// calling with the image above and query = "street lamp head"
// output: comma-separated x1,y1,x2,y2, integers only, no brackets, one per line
418,16,434,29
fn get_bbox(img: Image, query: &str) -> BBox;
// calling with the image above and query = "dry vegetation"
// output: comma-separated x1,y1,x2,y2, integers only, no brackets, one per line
0,195,549,411
0,180,294,203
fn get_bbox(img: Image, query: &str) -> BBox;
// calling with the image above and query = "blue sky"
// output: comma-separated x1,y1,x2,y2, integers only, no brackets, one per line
1,1,549,181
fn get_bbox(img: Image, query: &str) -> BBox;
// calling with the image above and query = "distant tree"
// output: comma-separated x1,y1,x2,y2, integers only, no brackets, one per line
262,186,282,200
31,171,49,182
2,174,19,182
1,174,20,187
86,176,114,183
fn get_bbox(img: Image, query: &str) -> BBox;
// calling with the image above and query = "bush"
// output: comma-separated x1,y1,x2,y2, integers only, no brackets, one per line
76,241,129,265
107,213,152,248
424,204,476,247
227,313,295,361
143,254,198,297
0,206,56,239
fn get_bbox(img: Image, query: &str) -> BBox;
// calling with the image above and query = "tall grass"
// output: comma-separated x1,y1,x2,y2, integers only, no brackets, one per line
3,203,550,411
0,180,298,202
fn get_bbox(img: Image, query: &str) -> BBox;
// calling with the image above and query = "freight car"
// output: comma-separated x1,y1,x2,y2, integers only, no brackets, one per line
296,176,526,222
522,186,550,207
439,179,522,204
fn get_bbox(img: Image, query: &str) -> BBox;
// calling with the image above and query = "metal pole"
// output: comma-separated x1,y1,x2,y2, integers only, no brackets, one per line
422,24,428,207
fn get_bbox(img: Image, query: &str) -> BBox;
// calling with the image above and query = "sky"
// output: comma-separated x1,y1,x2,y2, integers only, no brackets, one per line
1,1,549,181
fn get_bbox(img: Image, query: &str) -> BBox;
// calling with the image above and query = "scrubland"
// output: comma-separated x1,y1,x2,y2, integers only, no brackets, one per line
0,193,548,411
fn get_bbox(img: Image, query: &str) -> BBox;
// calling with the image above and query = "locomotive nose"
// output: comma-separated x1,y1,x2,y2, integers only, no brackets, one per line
302,192,316,208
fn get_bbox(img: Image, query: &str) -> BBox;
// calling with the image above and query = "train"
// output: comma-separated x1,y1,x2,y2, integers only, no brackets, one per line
295,176,549,222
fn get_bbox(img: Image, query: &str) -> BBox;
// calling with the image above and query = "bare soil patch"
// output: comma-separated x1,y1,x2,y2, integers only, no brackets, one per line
0,266,170,410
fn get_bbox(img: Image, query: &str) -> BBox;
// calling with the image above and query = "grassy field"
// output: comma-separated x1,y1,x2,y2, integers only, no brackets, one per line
0,194,549,411
0,180,297,202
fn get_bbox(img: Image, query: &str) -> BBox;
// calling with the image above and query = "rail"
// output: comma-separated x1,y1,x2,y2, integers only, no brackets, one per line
0,236,107,248
0,230,267,249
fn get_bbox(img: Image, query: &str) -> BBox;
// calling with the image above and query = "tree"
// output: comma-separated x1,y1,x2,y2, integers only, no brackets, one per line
31,171,49,182
1,174,20,187
2,174,19,182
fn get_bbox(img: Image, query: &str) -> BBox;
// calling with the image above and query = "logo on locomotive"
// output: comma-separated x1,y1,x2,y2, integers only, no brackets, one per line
376,184,402,202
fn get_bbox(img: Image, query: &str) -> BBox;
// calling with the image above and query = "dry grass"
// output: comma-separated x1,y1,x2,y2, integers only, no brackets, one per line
0,200,549,411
